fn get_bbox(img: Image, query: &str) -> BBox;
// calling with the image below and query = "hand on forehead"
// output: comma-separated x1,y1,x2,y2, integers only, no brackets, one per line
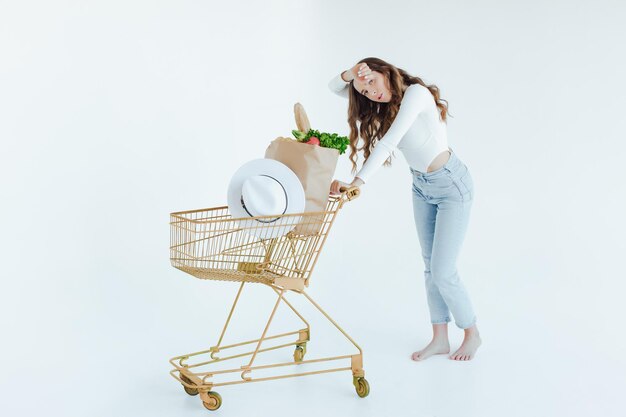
353,75,372,91
353,73,380,94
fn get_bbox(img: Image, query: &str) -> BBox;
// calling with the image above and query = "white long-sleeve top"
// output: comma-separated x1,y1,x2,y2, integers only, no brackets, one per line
328,73,449,183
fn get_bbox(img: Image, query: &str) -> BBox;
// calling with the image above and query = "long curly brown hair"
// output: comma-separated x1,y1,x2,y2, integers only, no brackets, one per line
345,57,451,175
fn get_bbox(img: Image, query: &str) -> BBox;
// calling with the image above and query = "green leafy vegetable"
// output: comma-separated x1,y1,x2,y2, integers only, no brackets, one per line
292,129,307,140
291,129,350,155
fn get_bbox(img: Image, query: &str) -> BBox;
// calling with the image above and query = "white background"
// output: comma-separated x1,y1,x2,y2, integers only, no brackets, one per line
2,1,626,416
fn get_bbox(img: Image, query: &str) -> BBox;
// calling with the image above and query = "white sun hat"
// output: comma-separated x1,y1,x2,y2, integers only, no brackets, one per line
227,158,305,239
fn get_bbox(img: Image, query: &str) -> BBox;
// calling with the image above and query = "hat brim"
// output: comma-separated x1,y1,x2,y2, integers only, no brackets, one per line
227,158,305,239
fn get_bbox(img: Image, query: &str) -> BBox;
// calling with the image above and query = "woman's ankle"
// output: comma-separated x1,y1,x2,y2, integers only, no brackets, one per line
432,323,449,342
463,324,480,337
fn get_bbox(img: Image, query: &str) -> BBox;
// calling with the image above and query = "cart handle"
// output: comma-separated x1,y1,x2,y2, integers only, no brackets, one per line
339,186,360,201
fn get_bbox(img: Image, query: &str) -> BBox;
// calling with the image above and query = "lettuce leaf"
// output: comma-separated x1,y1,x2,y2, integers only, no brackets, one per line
292,128,350,155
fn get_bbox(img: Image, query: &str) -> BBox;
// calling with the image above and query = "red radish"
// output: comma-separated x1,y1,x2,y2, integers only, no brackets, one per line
306,137,320,146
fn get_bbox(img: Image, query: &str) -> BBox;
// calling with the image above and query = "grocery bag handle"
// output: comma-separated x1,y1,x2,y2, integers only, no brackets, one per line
339,186,360,201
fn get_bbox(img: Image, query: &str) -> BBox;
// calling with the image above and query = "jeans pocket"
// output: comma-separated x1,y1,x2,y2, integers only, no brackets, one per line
445,166,472,202
412,183,426,200
459,169,474,200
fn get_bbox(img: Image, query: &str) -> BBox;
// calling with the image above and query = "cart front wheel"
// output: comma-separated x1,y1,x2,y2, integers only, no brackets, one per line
293,343,307,362
354,377,370,398
202,392,222,411
180,374,198,396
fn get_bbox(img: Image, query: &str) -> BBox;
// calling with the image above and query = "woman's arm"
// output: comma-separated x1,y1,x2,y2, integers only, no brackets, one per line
350,176,365,187
328,70,353,98
354,85,432,183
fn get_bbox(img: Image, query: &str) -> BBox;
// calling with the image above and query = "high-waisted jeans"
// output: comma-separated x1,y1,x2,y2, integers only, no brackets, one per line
410,147,477,329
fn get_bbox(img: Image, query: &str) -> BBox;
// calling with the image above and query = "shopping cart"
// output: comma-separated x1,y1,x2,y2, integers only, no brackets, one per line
168,186,368,411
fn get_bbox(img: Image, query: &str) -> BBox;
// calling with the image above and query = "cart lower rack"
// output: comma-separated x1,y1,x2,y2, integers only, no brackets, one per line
168,186,368,411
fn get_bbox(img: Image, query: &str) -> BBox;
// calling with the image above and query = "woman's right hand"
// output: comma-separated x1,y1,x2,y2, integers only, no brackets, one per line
348,62,372,82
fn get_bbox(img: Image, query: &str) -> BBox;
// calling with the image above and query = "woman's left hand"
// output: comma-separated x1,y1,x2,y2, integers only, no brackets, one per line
330,178,364,196
329,179,351,196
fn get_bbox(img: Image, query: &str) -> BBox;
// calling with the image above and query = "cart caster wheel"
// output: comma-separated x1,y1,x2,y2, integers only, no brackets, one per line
180,374,198,396
293,344,306,362
202,392,222,411
354,377,370,398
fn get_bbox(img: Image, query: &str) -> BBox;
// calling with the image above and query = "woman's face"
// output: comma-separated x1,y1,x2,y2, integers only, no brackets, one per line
352,70,392,103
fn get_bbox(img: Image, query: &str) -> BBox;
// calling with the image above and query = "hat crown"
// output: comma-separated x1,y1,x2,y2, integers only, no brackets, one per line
227,158,305,239
241,175,287,217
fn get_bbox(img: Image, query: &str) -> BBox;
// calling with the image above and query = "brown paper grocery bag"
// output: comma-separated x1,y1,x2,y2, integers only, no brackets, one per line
265,137,339,236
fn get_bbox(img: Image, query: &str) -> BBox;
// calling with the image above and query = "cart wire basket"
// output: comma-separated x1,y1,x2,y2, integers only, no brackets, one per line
168,186,369,411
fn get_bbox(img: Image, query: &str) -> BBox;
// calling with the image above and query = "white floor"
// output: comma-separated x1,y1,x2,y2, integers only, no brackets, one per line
5,254,625,417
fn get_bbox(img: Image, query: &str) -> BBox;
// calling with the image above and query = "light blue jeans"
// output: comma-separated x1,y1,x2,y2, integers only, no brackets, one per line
410,148,477,329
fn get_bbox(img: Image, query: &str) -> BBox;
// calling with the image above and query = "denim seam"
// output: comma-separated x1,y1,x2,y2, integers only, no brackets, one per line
459,171,473,200
444,171,465,202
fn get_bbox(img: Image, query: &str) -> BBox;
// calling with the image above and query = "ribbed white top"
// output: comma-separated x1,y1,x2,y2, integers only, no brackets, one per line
328,73,449,183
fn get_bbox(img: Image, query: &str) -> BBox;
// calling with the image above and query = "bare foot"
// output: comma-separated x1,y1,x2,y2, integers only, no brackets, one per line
411,339,450,361
450,326,482,361
411,323,450,361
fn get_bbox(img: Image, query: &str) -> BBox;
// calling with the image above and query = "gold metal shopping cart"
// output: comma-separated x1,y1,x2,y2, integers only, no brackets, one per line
168,186,368,411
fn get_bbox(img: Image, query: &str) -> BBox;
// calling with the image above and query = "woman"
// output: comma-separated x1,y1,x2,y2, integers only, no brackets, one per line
328,57,481,361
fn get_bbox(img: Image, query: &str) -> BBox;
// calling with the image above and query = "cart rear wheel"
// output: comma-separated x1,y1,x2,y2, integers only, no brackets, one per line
354,377,370,398
202,392,222,411
180,374,198,396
